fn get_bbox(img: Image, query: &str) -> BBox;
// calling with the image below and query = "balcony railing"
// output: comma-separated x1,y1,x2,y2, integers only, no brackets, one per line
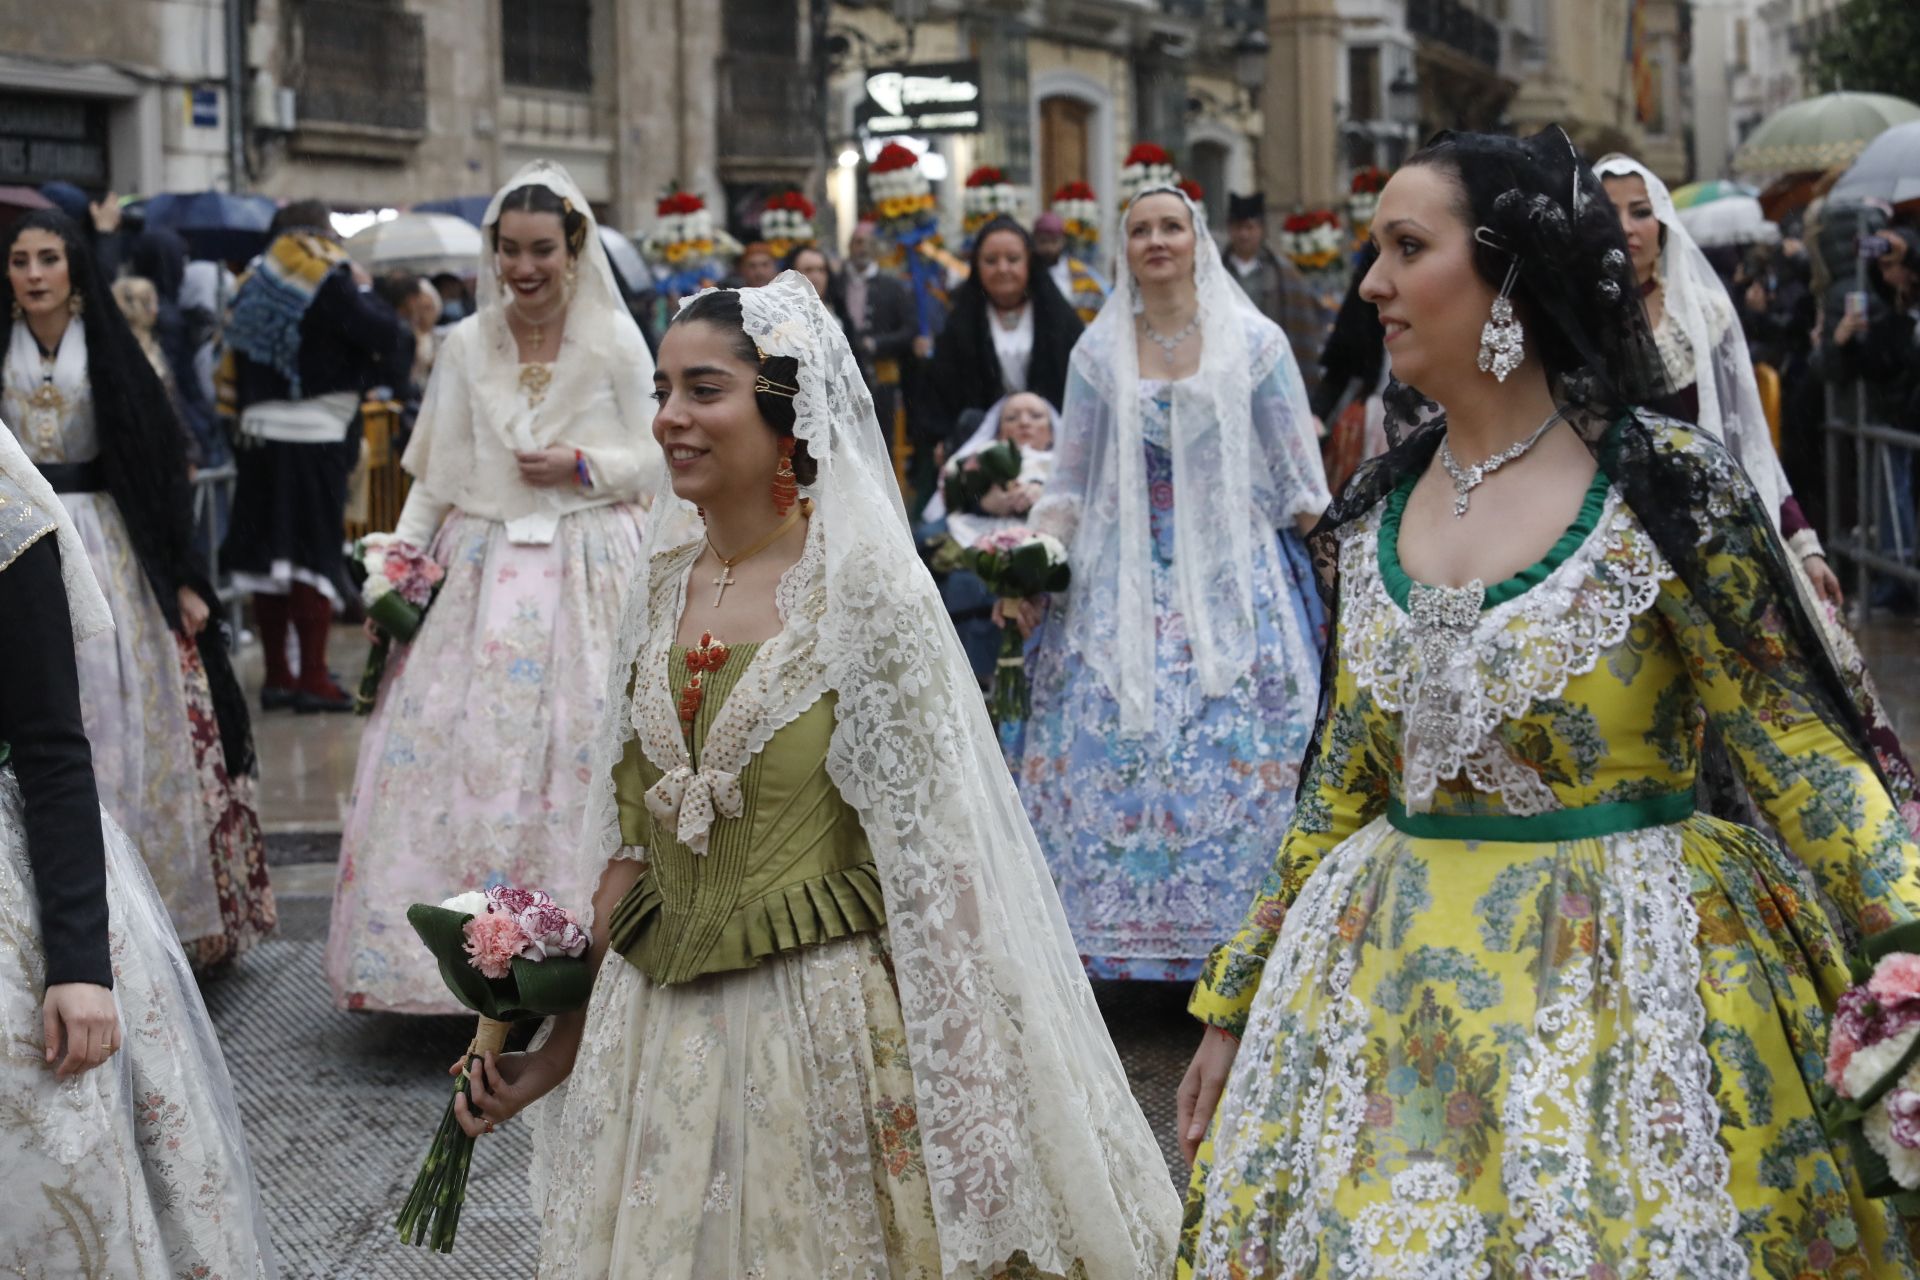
1408,0,1501,70
718,52,816,164
293,0,428,135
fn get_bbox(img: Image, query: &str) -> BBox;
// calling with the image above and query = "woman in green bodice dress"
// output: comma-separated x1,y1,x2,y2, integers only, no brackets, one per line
441,272,1178,1279
1175,127,1920,1276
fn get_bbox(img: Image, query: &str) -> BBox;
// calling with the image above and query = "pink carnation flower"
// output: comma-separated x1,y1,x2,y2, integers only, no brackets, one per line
1870,953,1920,1004
463,911,529,979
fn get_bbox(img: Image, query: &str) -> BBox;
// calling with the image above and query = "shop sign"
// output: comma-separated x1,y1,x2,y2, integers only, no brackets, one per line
857,61,982,136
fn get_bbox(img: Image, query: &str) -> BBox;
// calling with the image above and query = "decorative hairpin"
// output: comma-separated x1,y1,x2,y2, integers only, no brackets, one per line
754,374,799,398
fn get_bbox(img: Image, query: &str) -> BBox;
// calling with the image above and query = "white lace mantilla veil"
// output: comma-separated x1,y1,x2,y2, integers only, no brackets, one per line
563,271,1178,1276
1030,186,1326,736
402,159,654,495
0,416,109,642
1593,155,1790,528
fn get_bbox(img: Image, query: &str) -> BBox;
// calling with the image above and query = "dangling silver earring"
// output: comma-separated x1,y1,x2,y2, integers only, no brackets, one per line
1475,230,1523,382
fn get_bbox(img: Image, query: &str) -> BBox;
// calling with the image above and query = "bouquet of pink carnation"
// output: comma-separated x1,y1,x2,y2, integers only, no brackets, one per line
1818,922,1920,1212
350,533,444,713
395,885,592,1252
962,526,1070,725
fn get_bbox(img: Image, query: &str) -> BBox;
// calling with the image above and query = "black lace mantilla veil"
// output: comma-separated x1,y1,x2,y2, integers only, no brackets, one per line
1298,125,1887,809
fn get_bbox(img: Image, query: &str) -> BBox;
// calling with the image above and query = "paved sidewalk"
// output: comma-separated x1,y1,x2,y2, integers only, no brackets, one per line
211,841,1196,1276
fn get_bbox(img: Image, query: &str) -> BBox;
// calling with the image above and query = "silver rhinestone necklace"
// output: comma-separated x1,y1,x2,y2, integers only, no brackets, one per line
1141,311,1201,370
1438,408,1566,518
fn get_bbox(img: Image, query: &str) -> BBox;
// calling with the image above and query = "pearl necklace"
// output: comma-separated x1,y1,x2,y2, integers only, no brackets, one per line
1438,408,1567,518
1141,311,1200,371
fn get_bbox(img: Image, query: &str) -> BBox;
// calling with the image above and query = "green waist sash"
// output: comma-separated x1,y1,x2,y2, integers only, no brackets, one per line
1386,788,1696,843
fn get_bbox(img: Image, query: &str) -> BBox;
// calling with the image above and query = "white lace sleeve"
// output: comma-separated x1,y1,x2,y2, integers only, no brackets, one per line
610,844,646,863
1248,323,1332,522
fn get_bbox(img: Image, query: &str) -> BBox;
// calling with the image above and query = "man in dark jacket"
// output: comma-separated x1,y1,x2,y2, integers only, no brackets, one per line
220,200,410,711
841,221,918,457
1224,191,1330,399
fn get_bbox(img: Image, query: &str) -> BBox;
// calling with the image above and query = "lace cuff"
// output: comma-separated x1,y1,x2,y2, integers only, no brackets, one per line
1787,528,1824,562
611,843,647,863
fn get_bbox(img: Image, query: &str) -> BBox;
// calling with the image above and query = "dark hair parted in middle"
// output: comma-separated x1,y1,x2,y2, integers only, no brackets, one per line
671,288,819,486
490,183,591,258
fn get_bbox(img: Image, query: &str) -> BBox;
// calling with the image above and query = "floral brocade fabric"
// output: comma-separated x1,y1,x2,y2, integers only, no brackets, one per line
1181,440,1920,1278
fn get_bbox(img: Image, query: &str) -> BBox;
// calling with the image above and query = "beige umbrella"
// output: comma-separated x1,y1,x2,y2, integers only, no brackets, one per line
1732,90,1920,175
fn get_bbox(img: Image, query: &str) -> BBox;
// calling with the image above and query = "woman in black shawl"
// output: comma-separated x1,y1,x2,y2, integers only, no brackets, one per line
1174,128,1920,1276
916,215,1082,503
2,209,271,972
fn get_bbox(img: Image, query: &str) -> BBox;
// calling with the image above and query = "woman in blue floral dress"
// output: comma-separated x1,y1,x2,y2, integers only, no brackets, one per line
1013,187,1330,980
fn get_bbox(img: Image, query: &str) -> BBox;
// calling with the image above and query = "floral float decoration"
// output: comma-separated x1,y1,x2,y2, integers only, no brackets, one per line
962,166,1022,245
1280,209,1347,273
1050,180,1102,257
1347,166,1390,229
864,141,953,339
759,189,817,261
642,187,738,300
1176,178,1207,206
1118,142,1182,207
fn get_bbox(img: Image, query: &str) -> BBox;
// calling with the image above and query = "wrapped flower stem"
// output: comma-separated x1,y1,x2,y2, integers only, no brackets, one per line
992,606,1029,727
395,1015,511,1252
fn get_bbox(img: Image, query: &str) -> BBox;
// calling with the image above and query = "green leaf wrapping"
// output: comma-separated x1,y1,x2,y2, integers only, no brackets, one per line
367,591,427,643
405,905,593,1021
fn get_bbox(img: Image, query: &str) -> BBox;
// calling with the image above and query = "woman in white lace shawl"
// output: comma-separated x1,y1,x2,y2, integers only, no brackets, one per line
1009,187,1332,981
325,160,664,1012
443,273,1178,1279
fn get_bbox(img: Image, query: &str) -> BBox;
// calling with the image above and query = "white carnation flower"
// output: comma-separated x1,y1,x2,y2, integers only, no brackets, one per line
361,571,393,606
1032,532,1069,565
439,890,490,916
1843,1023,1920,1099
1866,1101,1920,1189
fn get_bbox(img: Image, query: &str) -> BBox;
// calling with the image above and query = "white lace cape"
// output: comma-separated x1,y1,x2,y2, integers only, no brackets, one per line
1031,186,1329,736
556,273,1179,1276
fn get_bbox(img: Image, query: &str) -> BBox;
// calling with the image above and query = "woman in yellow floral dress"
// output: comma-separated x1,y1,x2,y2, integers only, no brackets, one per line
1176,127,1920,1278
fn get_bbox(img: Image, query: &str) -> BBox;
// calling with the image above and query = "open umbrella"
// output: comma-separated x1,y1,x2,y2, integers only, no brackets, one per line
345,212,483,276
139,191,279,261
1830,119,1920,208
1677,195,1782,249
1732,91,1920,176
598,225,647,298
410,196,491,228
0,185,53,234
1668,179,1757,210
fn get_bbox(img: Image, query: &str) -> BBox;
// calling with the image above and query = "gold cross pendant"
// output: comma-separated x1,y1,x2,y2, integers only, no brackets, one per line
711,566,736,608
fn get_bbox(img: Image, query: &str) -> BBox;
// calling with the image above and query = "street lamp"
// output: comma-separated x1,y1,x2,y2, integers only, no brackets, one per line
1388,68,1420,127
1233,27,1271,101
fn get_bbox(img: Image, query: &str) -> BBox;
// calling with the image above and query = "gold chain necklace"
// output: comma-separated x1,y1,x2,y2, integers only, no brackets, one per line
704,505,804,607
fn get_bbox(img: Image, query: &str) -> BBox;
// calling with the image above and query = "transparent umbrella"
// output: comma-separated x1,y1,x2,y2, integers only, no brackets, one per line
1830,119,1920,208
345,213,483,276
1677,195,1781,249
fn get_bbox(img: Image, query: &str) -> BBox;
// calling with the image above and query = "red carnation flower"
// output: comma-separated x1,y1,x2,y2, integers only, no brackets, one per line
1350,166,1390,194
966,166,1007,188
1123,142,1172,167
1176,178,1205,202
871,141,921,173
766,189,816,218
656,189,705,216
1052,180,1097,202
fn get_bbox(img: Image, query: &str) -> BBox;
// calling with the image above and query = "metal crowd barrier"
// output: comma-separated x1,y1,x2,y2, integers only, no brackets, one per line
1822,387,1920,611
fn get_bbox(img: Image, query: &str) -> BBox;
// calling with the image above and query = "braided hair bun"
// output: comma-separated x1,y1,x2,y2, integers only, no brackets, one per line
1399,126,1662,419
